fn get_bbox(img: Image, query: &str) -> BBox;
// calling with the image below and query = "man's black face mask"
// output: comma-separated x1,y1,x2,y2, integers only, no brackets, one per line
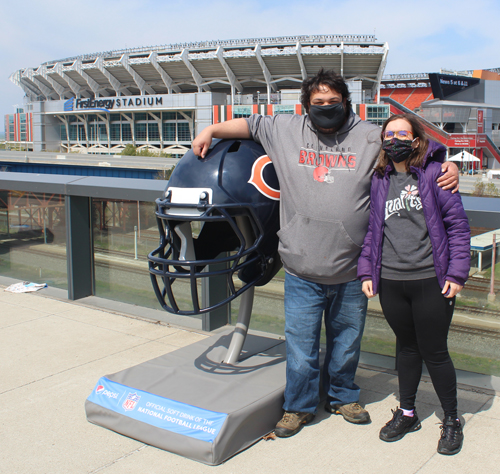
309,103,345,131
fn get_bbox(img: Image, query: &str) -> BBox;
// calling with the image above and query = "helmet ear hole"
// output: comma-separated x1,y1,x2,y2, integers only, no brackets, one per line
227,140,241,153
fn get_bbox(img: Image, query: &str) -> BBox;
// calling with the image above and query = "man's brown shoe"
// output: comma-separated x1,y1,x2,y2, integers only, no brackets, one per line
274,411,315,438
325,402,371,424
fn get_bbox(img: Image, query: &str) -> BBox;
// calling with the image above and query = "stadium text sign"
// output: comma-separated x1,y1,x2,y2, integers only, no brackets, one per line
64,95,165,113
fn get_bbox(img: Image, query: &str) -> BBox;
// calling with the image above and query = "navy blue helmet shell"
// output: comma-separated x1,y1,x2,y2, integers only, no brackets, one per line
148,139,281,315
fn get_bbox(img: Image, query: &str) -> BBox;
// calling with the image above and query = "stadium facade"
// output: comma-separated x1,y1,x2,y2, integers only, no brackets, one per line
5,35,500,168
5,35,389,155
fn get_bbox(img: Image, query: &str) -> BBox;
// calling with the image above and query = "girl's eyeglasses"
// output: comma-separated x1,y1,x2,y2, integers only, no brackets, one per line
383,130,414,140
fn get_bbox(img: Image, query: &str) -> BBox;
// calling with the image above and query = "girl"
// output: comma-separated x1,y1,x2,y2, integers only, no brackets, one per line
357,113,470,455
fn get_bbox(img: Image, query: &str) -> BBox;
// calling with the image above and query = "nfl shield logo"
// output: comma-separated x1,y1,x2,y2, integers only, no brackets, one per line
122,392,141,411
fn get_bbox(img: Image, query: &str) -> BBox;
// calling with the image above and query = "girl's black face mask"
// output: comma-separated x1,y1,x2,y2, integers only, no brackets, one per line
382,138,415,163
309,103,346,131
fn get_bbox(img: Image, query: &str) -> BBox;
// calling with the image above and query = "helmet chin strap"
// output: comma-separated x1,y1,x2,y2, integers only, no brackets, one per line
174,222,196,270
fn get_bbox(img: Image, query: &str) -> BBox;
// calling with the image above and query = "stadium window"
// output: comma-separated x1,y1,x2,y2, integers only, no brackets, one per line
78,125,86,141
233,106,252,118
135,123,147,141
177,123,191,141
89,123,97,141
110,123,121,141
163,112,176,120
69,125,78,140
110,114,121,122
135,113,147,121
148,123,160,141
122,123,132,141
163,122,176,141
274,105,294,115
98,124,107,141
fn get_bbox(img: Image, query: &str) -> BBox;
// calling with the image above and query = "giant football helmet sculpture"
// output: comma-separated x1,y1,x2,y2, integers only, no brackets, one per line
148,139,281,316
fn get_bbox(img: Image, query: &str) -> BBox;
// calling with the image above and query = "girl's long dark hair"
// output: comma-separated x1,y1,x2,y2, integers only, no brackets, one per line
374,113,429,175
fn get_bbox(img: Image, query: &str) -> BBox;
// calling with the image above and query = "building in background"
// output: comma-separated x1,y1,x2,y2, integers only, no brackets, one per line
5,35,388,155
379,69,500,169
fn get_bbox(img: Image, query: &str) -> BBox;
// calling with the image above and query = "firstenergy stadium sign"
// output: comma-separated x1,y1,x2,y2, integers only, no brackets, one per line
63,95,165,113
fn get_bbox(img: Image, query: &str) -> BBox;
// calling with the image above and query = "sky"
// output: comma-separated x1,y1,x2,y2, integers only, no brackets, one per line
1,0,500,122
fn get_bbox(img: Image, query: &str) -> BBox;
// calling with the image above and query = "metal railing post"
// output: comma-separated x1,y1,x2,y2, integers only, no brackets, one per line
66,195,93,300
489,233,497,302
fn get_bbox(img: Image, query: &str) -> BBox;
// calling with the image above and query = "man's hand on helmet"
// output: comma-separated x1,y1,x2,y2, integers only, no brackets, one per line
191,119,251,158
192,127,213,158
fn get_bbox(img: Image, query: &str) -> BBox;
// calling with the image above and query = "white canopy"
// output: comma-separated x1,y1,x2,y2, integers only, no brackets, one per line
448,150,480,162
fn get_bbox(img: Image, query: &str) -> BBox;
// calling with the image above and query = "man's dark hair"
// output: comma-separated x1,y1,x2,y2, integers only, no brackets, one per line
300,69,352,114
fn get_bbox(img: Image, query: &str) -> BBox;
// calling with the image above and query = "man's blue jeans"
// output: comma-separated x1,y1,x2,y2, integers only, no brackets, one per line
283,273,368,414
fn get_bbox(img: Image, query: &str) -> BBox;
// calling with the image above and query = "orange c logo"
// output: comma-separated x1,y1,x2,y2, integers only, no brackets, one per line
248,155,280,201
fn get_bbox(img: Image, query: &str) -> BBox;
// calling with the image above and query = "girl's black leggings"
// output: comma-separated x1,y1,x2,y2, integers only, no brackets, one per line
379,277,458,418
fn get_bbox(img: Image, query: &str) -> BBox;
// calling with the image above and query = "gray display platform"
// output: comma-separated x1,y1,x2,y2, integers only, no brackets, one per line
85,329,286,465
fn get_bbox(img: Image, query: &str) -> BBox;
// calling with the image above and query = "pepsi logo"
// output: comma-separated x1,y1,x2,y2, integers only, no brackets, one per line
96,385,104,393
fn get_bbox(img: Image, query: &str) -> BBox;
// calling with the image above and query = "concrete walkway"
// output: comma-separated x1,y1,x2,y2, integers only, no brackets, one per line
2,287,500,474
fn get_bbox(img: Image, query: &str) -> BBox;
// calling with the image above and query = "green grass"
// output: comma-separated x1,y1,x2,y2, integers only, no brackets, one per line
481,260,500,281
0,259,67,289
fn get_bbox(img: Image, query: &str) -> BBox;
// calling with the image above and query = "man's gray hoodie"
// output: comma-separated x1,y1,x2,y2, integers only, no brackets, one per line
246,111,381,285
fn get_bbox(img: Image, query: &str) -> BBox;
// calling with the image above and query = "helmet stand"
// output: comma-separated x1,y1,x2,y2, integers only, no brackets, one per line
224,286,254,364
86,141,286,464
224,215,257,364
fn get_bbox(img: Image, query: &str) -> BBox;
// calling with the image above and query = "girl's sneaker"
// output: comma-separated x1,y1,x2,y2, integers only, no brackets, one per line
437,416,463,455
379,408,421,442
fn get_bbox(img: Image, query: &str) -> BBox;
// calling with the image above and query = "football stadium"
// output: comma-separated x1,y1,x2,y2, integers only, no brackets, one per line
5,34,388,156
4,34,500,169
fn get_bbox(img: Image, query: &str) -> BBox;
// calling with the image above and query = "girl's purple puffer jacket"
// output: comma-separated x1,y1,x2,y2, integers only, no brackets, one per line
357,139,471,295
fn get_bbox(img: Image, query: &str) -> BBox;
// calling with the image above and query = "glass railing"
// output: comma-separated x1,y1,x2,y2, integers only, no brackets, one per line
0,189,67,289
1,173,500,377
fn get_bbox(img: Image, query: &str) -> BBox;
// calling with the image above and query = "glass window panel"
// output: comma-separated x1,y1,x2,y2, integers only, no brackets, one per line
122,122,132,141
177,122,191,141
163,122,176,141
0,190,67,289
233,106,252,118
69,124,78,140
163,112,176,120
110,123,121,141
135,123,147,141
274,105,294,115
98,124,107,141
148,122,159,141
78,125,86,141
135,113,147,121
92,199,163,310
60,125,67,140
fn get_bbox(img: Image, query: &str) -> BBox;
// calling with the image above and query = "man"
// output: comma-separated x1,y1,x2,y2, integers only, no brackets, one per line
192,69,458,438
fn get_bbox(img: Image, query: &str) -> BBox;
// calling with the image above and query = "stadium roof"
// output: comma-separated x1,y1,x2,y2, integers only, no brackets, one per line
10,35,388,102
